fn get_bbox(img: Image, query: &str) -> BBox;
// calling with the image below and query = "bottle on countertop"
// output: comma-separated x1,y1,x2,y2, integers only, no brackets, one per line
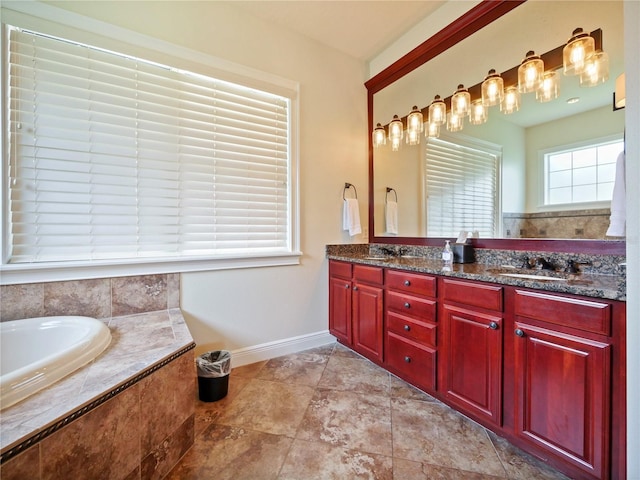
442,240,453,271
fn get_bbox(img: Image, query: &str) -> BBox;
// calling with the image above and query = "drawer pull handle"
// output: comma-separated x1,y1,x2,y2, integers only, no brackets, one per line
404,280,411,286
489,321,499,330
404,356,411,363
404,302,410,309
515,328,525,337
404,325,410,331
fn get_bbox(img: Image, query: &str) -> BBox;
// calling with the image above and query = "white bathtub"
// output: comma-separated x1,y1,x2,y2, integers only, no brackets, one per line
0,316,112,410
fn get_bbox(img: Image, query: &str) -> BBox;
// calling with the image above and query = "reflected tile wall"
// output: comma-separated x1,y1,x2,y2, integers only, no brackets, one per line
503,208,611,239
1,273,181,322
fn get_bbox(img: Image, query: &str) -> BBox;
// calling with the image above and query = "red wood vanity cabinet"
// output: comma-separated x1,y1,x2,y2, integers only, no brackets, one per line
329,260,384,363
328,260,626,480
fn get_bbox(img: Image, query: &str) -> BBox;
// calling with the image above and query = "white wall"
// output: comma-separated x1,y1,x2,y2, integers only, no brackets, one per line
45,1,369,358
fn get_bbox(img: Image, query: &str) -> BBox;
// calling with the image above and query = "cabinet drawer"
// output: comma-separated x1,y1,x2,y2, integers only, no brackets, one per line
514,289,611,336
442,278,503,312
387,332,436,391
386,270,436,297
329,260,352,279
387,311,437,347
386,291,436,321
354,264,384,285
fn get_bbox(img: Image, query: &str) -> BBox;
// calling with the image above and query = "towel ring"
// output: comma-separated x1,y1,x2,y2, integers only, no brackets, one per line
343,182,358,200
385,187,397,204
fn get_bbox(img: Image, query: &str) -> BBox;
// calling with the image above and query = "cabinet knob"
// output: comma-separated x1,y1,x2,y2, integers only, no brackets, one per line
344,284,350,289
404,356,411,363
404,302,410,309
489,321,499,330
404,280,411,286
404,325,410,331
515,328,525,337
353,286,359,291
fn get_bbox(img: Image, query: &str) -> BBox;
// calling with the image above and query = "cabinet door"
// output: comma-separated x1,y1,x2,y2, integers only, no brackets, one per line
329,276,352,345
441,304,502,425
513,322,611,480
353,282,384,362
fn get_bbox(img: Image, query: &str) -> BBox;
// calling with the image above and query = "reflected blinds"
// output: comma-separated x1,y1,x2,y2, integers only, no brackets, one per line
7,26,291,263
425,137,500,238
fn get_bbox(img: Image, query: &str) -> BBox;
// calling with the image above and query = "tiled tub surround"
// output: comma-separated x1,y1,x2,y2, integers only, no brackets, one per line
0,274,195,480
326,244,626,301
503,208,613,239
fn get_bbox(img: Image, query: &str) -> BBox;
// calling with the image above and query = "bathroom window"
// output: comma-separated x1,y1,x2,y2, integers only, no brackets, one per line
424,135,501,238
543,138,624,206
2,25,299,274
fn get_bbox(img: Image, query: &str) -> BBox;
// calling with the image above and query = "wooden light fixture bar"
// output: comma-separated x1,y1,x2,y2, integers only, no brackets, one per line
382,28,603,131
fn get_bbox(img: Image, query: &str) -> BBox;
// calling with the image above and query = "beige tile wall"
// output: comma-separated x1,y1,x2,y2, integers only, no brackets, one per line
1,352,195,480
503,208,611,239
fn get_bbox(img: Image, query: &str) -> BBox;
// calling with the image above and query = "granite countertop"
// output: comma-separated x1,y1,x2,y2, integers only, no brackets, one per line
0,308,195,455
327,252,625,302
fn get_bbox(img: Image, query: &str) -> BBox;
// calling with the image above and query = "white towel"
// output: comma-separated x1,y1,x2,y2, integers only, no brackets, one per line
606,151,626,237
343,198,362,236
385,201,398,235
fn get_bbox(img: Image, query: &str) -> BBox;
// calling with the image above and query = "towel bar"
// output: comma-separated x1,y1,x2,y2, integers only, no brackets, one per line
343,182,358,200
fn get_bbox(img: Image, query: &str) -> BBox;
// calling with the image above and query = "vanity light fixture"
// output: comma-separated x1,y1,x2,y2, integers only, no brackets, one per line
446,111,464,132
428,95,447,125
536,71,560,103
451,84,471,117
518,51,544,93
469,99,488,125
372,123,386,148
563,28,595,76
406,106,423,145
481,69,504,107
425,121,440,138
388,115,404,151
501,86,520,114
579,50,609,87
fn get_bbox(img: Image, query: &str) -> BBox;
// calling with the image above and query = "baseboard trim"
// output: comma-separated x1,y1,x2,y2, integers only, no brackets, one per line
230,330,336,368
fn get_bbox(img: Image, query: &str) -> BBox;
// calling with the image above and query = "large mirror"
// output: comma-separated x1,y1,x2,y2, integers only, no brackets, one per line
368,0,625,253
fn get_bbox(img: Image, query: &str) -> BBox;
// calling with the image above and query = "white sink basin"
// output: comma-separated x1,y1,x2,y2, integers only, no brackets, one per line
499,273,567,282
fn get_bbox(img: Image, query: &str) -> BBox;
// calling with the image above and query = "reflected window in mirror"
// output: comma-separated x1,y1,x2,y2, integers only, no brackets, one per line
543,137,624,206
425,134,501,238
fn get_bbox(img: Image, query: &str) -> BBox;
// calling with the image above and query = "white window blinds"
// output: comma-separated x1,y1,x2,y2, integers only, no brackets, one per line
424,136,500,238
6,26,291,264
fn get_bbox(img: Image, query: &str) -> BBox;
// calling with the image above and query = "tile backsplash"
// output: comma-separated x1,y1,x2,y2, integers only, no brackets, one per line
503,208,612,239
0,274,180,322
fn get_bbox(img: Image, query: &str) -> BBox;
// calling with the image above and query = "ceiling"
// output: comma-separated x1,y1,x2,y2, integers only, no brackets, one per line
229,1,446,61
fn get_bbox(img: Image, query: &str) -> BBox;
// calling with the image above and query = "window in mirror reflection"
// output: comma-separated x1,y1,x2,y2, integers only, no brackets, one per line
544,138,624,205
425,135,501,238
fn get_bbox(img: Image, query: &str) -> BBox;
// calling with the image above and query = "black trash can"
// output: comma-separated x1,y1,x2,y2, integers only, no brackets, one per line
196,350,231,402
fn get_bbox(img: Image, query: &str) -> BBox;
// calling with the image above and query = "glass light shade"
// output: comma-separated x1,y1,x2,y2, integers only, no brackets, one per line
536,71,560,103
469,99,488,125
428,95,446,125
406,106,423,145
446,111,464,132
390,136,402,152
579,50,609,87
388,115,403,142
563,28,595,76
451,84,470,117
425,122,440,138
481,69,504,106
501,86,520,114
372,123,386,148
518,51,544,93
615,73,626,108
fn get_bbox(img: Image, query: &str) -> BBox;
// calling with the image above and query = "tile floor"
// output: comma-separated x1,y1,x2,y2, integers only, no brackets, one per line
167,342,571,480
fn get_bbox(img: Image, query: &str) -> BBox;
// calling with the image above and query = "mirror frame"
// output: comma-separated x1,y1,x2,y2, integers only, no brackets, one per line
365,0,625,255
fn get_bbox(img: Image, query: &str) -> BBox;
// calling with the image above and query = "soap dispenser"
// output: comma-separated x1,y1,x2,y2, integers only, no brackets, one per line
442,240,453,271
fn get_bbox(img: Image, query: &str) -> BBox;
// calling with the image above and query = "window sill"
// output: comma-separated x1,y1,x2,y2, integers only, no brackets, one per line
0,252,303,285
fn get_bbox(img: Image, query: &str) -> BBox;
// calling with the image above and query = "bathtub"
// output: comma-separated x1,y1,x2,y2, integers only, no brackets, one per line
0,316,111,410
